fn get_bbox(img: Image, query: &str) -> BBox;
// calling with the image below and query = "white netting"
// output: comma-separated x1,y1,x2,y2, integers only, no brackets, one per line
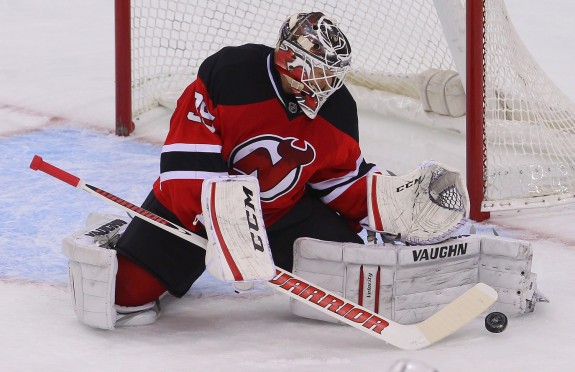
482,0,575,210
129,0,575,211
130,0,455,116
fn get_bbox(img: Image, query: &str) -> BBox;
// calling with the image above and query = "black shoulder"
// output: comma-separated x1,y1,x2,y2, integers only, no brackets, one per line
197,44,276,106
318,86,360,142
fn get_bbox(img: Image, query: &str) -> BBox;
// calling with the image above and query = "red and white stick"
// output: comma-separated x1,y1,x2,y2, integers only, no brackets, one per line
30,155,207,247
30,155,497,350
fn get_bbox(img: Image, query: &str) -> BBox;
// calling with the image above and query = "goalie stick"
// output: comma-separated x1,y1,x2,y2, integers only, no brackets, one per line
29,155,497,350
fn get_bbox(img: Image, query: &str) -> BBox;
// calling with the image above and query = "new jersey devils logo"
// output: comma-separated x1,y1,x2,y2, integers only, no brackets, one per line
229,135,316,202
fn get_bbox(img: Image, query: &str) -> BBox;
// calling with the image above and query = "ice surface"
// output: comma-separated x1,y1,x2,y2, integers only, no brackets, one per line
1,1,574,371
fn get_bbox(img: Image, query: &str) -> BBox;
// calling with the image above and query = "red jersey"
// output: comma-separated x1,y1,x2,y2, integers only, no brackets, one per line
153,44,376,232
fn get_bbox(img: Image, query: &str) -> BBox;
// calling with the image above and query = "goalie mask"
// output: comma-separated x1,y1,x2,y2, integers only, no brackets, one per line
274,12,352,119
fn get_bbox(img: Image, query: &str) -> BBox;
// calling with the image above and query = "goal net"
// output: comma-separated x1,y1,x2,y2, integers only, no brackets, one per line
117,0,575,219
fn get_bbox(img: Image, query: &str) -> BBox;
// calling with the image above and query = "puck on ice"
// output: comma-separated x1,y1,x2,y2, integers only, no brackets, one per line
485,312,508,333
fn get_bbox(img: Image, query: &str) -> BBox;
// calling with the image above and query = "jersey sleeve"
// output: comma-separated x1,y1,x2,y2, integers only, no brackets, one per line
308,142,378,231
153,77,228,231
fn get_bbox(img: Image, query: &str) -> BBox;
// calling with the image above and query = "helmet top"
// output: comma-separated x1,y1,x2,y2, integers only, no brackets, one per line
274,12,352,118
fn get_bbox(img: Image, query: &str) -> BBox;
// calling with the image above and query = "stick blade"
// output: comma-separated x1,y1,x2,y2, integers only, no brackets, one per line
413,283,498,348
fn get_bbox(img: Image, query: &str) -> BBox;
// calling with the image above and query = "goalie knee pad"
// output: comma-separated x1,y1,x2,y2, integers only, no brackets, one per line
292,235,545,325
62,212,161,329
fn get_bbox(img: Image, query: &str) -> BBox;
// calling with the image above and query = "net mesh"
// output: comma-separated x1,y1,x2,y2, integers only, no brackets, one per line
483,0,575,210
129,0,575,211
130,0,455,116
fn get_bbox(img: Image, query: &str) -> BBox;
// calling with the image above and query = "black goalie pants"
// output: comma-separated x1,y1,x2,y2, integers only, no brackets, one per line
114,191,363,299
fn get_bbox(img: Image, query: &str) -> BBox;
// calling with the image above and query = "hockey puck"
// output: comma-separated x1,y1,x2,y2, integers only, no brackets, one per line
485,312,508,333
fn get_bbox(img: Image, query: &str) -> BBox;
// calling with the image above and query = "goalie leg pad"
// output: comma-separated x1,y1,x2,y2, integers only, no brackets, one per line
63,231,119,330
293,236,483,324
479,235,544,314
292,235,543,325
62,213,161,329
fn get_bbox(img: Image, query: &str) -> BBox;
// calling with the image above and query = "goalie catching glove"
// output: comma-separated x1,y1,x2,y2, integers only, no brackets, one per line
367,160,469,245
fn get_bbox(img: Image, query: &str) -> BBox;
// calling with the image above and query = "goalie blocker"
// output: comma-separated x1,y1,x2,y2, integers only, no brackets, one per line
291,235,547,325
62,175,274,329
200,175,275,284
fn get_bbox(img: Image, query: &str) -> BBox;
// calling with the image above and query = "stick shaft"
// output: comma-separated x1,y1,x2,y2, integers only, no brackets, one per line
30,155,207,247
30,155,496,349
30,155,80,187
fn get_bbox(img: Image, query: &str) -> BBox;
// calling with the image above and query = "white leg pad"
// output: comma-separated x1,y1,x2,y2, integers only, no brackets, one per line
292,235,544,325
479,235,539,314
62,213,161,329
64,236,118,330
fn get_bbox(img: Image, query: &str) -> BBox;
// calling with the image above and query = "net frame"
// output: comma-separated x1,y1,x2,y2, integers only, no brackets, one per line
115,0,575,221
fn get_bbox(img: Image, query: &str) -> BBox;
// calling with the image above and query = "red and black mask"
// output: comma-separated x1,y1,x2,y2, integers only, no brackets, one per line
274,12,352,119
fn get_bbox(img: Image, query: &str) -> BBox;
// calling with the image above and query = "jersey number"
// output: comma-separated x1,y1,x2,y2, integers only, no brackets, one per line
187,92,216,132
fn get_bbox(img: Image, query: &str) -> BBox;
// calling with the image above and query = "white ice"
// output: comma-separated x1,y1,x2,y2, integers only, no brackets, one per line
1,1,575,371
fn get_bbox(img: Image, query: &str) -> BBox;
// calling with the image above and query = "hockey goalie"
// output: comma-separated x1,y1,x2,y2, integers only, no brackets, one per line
58,11,545,331
61,176,275,329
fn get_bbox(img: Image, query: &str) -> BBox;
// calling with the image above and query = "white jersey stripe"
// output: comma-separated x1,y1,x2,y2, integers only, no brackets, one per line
319,177,358,204
162,143,222,154
318,167,381,204
309,155,364,191
160,170,228,183
267,54,286,107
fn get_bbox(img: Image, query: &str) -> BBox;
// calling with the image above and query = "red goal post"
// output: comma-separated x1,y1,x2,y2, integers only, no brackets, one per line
466,0,489,221
115,0,575,221
115,0,132,137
